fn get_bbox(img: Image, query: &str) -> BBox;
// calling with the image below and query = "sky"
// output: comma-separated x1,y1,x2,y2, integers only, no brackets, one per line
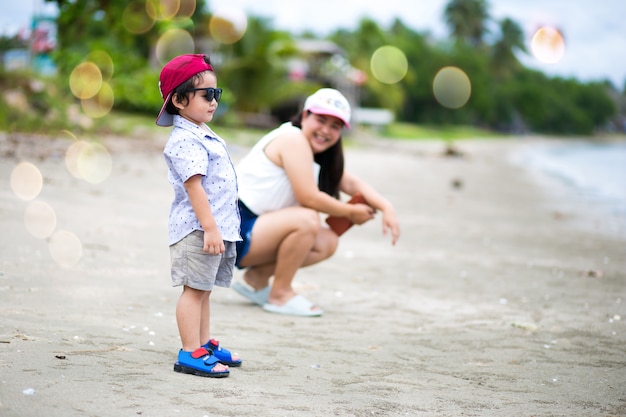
3,0,625,88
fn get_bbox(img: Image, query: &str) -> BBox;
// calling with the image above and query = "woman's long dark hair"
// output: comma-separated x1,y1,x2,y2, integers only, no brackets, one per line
291,111,344,199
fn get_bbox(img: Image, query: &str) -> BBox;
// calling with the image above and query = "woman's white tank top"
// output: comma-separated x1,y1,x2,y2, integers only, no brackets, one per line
236,122,320,215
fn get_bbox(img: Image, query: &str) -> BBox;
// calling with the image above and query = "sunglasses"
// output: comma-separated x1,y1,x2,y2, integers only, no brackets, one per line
189,87,222,103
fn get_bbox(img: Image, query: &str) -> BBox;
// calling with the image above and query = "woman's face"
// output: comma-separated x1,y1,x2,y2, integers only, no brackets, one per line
300,112,344,154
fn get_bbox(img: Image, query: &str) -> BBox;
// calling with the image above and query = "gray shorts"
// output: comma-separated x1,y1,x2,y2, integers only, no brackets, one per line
170,231,236,291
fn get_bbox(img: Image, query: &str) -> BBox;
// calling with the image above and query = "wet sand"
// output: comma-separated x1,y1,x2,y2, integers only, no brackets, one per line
0,132,624,417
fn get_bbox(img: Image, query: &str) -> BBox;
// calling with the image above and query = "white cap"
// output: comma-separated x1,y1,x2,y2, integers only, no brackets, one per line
303,88,351,128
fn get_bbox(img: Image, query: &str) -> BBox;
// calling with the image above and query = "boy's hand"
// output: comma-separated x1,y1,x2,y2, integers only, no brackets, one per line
183,175,225,254
203,230,225,254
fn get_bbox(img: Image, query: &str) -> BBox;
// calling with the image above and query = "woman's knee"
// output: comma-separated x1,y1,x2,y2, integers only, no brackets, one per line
304,230,338,266
295,207,321,235
329,234,339,255
321,230,339,257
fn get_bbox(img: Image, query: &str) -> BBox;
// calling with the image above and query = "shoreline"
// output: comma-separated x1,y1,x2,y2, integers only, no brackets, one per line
1,134,625,417
507,138,626,240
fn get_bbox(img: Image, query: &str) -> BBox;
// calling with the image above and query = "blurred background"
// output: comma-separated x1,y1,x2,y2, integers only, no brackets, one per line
1,0,625,137
2,0,625,275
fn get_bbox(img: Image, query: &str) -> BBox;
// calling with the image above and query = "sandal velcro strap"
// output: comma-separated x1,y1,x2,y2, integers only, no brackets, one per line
208,339,220,349
174,348,229,378
204,339,242,367
191,347,210,359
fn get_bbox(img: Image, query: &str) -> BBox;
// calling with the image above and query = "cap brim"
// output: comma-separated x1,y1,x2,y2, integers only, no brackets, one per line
156,93,174,127
307,107,350,129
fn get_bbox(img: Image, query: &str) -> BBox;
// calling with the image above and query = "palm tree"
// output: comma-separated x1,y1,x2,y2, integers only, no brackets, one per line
217,16,300,114
443,0,490,47
331,18,406,112
491,17,527,78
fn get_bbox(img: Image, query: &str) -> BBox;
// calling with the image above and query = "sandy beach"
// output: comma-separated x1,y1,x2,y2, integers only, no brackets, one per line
0,131,624,417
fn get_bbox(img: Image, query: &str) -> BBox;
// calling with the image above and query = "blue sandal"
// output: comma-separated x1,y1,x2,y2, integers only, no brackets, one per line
203,339,242,367
173,347,230,378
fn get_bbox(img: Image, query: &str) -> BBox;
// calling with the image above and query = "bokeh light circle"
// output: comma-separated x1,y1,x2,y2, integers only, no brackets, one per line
77,142,113,184
177,0,197,18
432,66,472,109
370,46,408,84
65,140,89,179
155,0,180,19
122,0,157,34
531,26,565,64
86,50,114,81
49,229,82,268
24,200,57,239
10,162,43,200
65,140,112,184
209,6,248,44
69,62,103,100
156,28,195,63
81,82,115,118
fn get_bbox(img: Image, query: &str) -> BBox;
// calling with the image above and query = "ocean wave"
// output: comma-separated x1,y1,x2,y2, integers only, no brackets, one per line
513,140,626,206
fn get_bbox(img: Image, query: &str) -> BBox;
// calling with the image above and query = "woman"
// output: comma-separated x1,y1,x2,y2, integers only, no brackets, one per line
233,88,400,316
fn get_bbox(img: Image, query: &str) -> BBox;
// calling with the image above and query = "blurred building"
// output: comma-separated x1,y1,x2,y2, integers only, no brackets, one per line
1,15,57,75
272,39,366,123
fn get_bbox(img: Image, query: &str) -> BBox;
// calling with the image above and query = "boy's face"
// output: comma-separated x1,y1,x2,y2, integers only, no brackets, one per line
174,71,219,126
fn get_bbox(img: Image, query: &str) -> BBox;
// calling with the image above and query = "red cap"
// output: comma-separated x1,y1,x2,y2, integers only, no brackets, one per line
156,54,214,127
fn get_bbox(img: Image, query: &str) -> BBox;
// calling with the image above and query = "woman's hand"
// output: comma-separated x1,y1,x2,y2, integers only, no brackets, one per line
381,207,400,246
339,172,400,245
348,203,376,225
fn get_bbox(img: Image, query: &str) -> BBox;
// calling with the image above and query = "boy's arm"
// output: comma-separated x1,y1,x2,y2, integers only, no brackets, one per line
184,174,225,254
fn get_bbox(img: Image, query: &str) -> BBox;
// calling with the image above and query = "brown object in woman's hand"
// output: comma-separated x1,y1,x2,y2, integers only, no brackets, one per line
325,193,368,236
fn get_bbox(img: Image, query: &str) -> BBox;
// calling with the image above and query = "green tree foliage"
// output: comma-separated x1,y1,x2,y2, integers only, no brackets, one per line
0,0,617,135
216,17,301,114
497,71,616,134
0,33,25,52
330,1,616,135
385,19,435,121
331,18,406,113
0,68,73,132
49,0,152,74
45,0,207,114
444,0,490,47
490,18,526,79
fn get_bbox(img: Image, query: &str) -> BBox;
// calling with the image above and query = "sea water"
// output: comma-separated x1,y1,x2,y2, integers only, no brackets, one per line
512,140,626,238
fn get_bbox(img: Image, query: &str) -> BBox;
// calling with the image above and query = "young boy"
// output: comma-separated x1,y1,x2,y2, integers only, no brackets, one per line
157,54,242,378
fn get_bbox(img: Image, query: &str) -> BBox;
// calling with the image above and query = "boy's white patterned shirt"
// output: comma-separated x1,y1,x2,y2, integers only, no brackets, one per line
163,115,241,245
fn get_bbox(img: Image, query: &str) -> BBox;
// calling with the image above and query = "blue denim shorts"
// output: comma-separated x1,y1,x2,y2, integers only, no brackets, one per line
170,230,236,291
235,200,258,269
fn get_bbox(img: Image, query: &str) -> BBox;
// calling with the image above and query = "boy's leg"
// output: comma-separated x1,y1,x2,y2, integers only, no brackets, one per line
198,292,241,364
176,286,209,351
199,291,210,347
176,286,229,373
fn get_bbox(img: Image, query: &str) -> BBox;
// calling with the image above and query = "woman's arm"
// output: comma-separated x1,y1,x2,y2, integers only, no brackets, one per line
269,132,374,223
340,171,401,245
